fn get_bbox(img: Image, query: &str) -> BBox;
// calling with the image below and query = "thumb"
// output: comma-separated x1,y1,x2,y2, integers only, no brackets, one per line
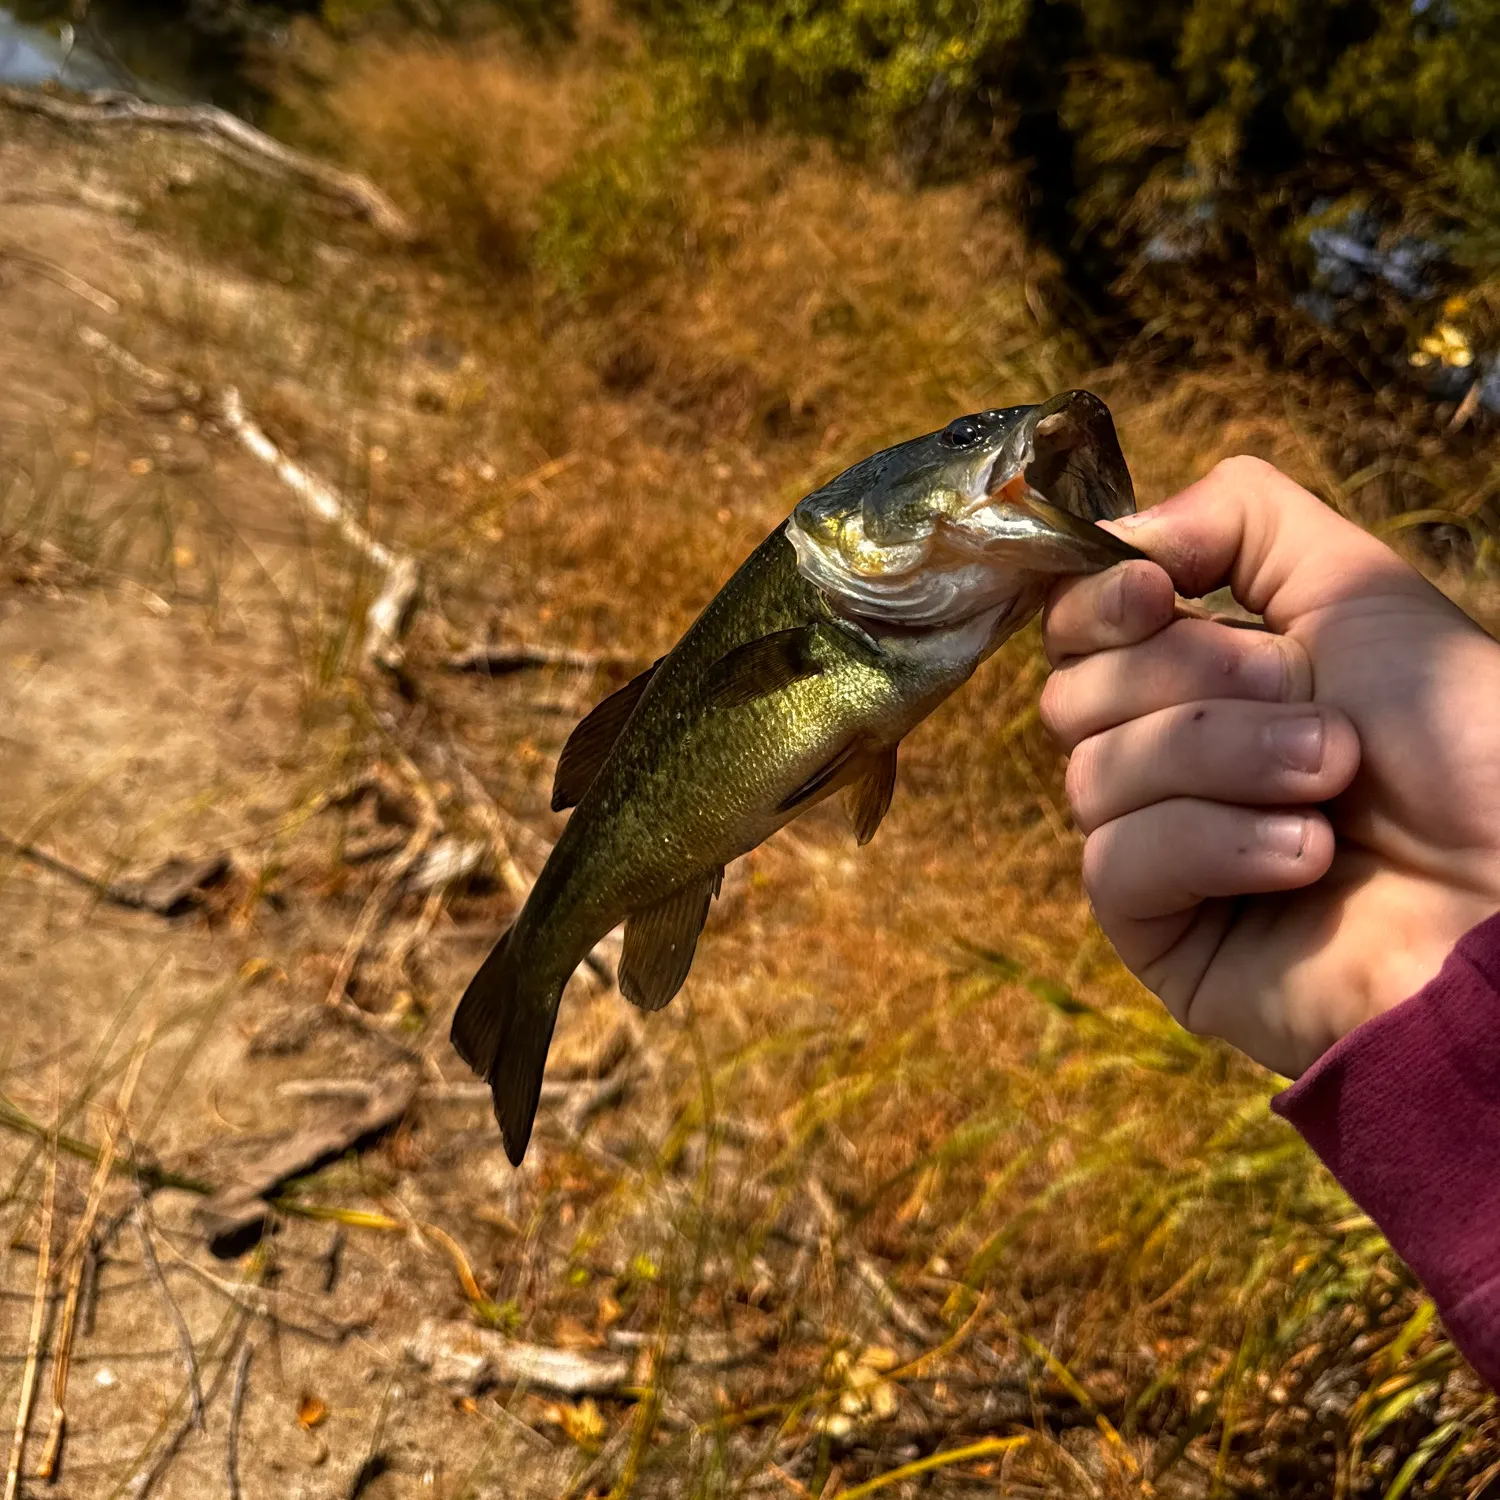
1100,456,1421,633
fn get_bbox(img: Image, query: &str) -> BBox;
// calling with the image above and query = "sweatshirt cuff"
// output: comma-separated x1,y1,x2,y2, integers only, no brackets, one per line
1272,909,1500,1390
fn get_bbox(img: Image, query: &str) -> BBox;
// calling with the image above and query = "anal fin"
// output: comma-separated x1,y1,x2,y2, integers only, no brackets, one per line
848,745,898,845
552,660,660,812
619,868,723,1012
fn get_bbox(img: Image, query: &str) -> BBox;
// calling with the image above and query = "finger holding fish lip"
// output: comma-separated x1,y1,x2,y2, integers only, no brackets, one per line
1043,560,1178,663
1039,616,1313,753
1064,700,1361,835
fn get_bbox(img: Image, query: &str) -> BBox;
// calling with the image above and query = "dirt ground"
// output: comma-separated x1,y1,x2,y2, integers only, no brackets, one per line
0,125,644,1497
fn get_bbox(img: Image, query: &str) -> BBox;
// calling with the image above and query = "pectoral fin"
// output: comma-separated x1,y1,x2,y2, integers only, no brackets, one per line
776,740,863,814
848,745,898,845
552,660,661,812
704,627,824,711
619,867,723,1012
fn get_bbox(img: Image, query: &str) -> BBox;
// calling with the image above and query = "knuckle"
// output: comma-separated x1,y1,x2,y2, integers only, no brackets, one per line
1211,454,1277,490
1062,738,1099,829
1037,674,1075,748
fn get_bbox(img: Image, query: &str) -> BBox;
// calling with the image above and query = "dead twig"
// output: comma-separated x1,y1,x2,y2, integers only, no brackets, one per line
38,1040,150,1480
4,1141,56,1500
74,327,423,673
0,85,414,241
0,243,120,313
225,1341,253,1500
218,388,420,672
447,757,534,906
323,752,441,1011
406,1319,634,1397
130,1311,251,1500
133,1203,205,1433
807,1179,939,1345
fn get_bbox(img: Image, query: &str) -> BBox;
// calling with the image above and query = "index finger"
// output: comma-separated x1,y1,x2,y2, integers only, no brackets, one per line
1043,558,1176,666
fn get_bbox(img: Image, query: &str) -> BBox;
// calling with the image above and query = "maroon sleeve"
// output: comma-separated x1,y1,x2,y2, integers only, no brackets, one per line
1271,909,1500,1389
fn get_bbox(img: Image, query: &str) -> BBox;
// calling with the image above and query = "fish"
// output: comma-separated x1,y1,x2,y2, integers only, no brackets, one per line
454,389,1147,1164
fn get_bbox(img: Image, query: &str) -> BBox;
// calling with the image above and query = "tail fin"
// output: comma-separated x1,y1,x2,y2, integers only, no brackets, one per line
451,926,563,1166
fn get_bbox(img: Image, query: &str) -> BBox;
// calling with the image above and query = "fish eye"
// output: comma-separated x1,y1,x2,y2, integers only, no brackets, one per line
940,415,985,448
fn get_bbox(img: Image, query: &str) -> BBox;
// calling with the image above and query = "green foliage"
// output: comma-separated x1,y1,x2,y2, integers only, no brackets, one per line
628,0,1030,148
636,0,1500,286
531,70,695,303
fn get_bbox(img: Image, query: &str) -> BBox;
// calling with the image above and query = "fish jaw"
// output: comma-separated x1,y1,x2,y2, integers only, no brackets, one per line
785,390,1143,630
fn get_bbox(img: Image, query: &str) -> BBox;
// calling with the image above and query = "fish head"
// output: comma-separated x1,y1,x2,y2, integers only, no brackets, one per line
787,390,1146,629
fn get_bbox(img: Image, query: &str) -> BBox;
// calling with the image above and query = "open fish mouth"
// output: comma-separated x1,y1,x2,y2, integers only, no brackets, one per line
972,389,1138,526
786,390,1148,629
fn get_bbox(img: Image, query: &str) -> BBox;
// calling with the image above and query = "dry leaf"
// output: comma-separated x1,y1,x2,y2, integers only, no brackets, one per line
297,1394,327,1430
541,1399,606,1449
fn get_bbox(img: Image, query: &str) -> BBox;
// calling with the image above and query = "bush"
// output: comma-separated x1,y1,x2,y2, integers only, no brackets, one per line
633,0,1500,369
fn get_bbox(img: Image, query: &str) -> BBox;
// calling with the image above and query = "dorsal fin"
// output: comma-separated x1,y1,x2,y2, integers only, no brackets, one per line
849,745,898,845
551,661,660,812
704,627,823,712
618,868,723,1012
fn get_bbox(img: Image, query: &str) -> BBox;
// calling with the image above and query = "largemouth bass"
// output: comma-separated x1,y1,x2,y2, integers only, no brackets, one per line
455,390,1146,1163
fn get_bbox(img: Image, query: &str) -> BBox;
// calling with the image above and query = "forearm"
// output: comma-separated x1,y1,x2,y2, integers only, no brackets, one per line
1272,910,1500,1389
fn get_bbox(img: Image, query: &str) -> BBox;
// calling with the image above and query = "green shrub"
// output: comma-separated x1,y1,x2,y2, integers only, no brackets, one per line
634,0,1500,314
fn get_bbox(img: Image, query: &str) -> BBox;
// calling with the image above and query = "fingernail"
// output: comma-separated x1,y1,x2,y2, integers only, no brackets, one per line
1241,644,1288,700
1259,813,1309,859
1265,715,1324,773
1101,567,1129,626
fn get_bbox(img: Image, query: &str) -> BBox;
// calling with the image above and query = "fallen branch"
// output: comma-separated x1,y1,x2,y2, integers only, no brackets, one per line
407,1318,634,1397
445,642,637,676
195,1077,416,1256
219,387,421,672
323,752,441,1010
76,327,422,673
0,836,231,917
605,1328,761,1370
0,85,414,242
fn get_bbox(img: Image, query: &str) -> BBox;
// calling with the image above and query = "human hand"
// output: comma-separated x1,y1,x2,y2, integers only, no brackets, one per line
1040,456,1500,1077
